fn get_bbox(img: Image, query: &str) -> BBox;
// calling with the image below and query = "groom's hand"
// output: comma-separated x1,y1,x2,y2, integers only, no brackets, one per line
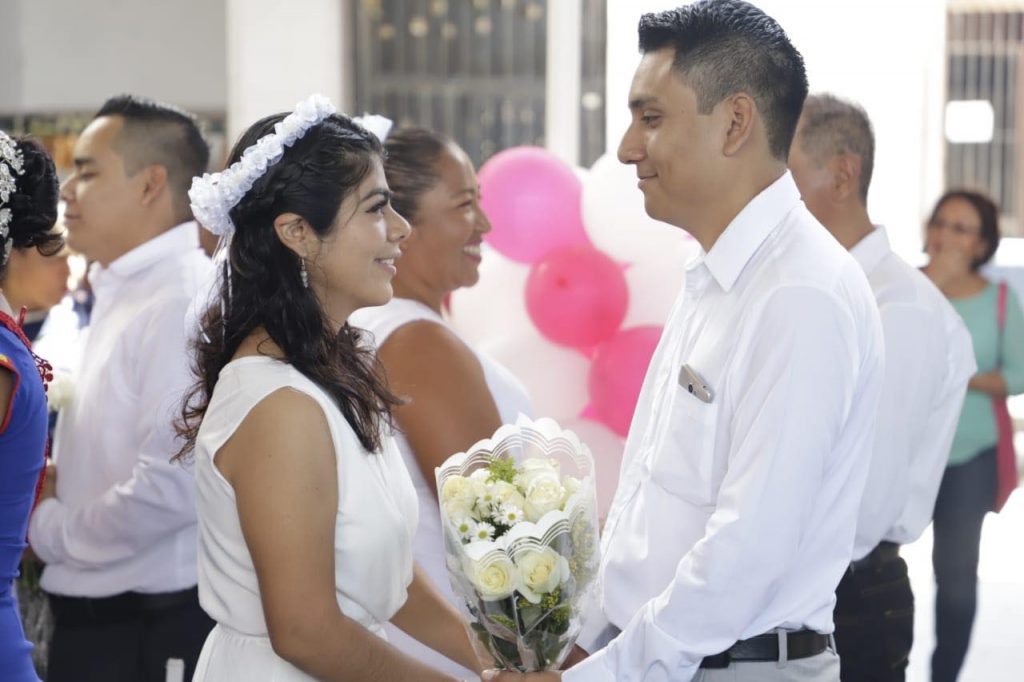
481,672,560,681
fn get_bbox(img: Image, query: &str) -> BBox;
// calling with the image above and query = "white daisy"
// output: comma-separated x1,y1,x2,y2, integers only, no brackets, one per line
497,504,524,526
473,522,496,542
453,516,475,543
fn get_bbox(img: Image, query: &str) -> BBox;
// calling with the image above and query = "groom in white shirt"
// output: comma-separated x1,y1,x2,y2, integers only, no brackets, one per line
29,95,213,681
488,2,883,681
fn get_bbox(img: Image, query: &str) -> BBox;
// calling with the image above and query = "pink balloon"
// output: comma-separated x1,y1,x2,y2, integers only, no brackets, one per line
587,326,664,437
525,246,628,348
478,147,590,263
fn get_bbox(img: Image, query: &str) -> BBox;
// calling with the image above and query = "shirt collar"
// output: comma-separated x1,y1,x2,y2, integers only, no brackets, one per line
89,222,199,291
698,171,801,292
849,225,891,276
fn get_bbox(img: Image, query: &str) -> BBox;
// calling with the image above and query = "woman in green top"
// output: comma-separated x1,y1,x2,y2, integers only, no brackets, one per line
922,190,1024,682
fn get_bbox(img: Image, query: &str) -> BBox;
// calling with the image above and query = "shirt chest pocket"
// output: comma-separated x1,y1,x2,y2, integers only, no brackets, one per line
649,383,720,507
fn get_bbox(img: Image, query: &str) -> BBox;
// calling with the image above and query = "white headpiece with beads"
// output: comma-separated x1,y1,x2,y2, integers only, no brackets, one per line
0,131,25,264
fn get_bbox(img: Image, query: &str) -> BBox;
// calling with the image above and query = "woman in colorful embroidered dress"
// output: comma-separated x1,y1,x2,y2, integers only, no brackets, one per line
177,98,484,681
0,132,61,681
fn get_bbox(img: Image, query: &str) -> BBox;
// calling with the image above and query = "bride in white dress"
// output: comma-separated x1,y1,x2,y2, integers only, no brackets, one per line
175,96,483,681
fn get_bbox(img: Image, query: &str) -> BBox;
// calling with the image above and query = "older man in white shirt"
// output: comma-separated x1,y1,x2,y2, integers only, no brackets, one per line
487,3,883,682
28,95,212,682
789,94,975,682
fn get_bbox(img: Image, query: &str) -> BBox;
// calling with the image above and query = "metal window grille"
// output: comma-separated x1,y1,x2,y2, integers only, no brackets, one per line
946,7,1024,235
351,0,606,168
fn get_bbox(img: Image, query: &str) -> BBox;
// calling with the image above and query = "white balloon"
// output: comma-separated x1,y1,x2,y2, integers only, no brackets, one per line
478,330,591,422
448,246,533,348
622,240,700,328
581,153,686,264
562,417,625,520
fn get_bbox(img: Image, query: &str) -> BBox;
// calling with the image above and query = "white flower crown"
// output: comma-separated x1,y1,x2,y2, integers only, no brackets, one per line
0,130,25,264
188,94,393,238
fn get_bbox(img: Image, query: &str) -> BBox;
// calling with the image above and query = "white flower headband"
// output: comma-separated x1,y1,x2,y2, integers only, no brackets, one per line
188,94,393,238
0,130,25,264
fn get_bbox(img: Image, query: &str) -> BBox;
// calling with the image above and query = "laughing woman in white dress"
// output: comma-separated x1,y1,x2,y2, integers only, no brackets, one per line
175,99,482,681
351,129,532,678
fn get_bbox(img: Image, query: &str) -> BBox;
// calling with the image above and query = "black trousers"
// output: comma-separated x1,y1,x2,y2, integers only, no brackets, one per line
46,587,214,682
833,549,914,682
930,446,996,682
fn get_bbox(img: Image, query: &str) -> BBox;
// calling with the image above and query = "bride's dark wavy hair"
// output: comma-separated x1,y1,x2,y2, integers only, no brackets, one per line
176,113,399,460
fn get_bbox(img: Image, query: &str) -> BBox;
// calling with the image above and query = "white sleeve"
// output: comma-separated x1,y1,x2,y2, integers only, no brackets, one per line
888,314,974,543
853,303,941,555
30,296,197,568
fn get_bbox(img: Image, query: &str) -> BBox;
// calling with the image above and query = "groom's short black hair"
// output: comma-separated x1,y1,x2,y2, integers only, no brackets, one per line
638,0,808,161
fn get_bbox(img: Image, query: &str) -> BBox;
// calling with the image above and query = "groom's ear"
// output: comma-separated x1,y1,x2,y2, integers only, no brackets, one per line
720,92,756,158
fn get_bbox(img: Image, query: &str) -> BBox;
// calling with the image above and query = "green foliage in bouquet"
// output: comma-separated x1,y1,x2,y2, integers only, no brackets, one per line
486,455,519,484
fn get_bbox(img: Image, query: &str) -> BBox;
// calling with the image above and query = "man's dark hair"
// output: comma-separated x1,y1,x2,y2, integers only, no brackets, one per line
797,94,875,204
638,0,808,160
95,95,209,221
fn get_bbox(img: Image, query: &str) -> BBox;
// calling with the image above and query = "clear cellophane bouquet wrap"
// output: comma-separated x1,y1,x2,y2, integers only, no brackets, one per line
435,416,600,672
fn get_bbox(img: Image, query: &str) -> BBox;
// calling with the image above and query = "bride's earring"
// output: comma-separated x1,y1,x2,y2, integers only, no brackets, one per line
300,259,309,289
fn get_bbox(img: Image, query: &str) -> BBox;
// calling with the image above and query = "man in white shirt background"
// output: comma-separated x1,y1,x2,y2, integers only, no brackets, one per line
28,95,213,681
788,94,976,682
487,2,883,681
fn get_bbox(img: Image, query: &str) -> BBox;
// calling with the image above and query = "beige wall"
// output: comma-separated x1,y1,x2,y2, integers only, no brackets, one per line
0,0,227,114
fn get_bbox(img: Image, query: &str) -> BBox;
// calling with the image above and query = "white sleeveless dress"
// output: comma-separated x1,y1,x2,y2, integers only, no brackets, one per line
350,298,533,677
191,356,418,681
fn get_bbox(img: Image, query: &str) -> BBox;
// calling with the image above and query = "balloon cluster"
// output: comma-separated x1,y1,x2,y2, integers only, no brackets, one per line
449,147,695,515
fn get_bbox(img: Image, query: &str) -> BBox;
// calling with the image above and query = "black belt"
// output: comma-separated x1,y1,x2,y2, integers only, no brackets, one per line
850,540,901,572
699,629,830,669
49,587,200,627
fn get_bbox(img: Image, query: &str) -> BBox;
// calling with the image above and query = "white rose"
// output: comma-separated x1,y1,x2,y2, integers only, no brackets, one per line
441,475,473,503
440,476,477,518
516,547,570,604
524,473,566,522
491,481,525,510
467,554,518,601
469,468,491,484
562,476,582,506
515,457,560,490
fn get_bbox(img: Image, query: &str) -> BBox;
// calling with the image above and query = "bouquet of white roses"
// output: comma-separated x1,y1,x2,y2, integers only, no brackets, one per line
435,416,600,672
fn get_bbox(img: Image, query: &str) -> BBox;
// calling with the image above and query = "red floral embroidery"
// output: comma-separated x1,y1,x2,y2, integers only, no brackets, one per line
0,307,52,392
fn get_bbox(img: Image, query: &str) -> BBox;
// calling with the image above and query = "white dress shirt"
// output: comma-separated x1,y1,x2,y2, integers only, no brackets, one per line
30,222,211,597
848,227,975,559
566,173,884,682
